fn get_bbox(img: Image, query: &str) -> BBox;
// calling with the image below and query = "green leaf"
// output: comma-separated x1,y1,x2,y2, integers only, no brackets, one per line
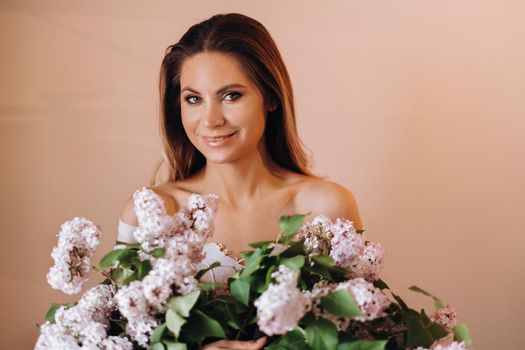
373,279,389,290
266,328,307,349
249,240,273,249
279,213,309,235
312,255,336,268
150,247,166,258
168,290,200,318
197,283,223,292
148,343,165,350
230,279,250,306
111,266,135,286
453,323,472,346
309,263,333,280
404,313,435,348
263,264,276,290
321,289,362,317
99,249,124,270
137,259,153,280
163,341,187,350
240,248,263,278
166,309,187,338
391,292,409,311
187,310,226,338
305,317,338,350
44,304,60,323
338,340,387,350
280,240,306,257
409,285,444,309
280,255,305,272
150,323,167,344
195,261,221,280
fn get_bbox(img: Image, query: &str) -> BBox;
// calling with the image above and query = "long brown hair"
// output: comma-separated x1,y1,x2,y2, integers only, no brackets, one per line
150,12,321,185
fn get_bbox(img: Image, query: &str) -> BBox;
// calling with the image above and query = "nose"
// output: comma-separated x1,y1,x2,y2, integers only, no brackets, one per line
203,102,225,127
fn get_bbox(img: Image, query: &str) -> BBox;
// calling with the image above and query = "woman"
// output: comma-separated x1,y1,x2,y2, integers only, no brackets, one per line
119,12,363,349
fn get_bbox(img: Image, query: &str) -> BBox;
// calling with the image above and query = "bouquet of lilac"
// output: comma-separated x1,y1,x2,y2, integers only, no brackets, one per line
37,188,473,350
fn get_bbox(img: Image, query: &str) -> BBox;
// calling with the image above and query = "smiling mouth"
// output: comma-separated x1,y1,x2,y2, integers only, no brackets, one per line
202,131,238,142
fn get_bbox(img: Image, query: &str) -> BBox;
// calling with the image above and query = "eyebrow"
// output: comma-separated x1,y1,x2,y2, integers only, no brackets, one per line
180,83,246,95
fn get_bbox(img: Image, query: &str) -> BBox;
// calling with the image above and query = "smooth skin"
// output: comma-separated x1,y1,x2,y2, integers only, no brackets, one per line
120,51,363,349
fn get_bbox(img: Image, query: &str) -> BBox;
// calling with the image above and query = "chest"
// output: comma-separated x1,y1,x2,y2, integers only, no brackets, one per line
206,195,298,258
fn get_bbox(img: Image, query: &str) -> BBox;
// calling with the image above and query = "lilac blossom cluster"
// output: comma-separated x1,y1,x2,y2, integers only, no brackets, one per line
132,187,218,263
113,187,220,346
35,285,133,349
307,277,391,331
254,265,391,336
115,257,198,346
414,333,468,350
46,217,102,295
296,215,385,281
411,306,464,350
254,265,312,336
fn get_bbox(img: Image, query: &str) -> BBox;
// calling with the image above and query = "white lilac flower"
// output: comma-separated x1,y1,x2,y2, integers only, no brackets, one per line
430,305,459,329
295,215,333,256
100,336,134,350
347,241,385,281
115,280,158,347
131,188,219,261
125,316,159,348
329,218,365,271
132,187,172,252
46,217,101,294
115,281,149,322
36,284,118,349
142,257,198,312
77,284,116,324
338,278,390,321
35,322,81,349
254,265,312,336
432,341,468,350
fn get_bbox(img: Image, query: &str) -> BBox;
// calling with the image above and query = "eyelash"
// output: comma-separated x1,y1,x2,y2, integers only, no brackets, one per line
184,91,241,105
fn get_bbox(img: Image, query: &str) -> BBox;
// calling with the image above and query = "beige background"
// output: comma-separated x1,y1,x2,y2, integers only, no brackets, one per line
1,1,524,349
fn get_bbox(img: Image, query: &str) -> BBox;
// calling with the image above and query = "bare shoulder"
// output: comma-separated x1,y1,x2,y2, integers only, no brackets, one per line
294,178,364,230
119,182,180,227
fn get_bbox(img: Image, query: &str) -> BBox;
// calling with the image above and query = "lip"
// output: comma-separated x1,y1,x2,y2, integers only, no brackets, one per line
202,131,238,139
201,130,238,147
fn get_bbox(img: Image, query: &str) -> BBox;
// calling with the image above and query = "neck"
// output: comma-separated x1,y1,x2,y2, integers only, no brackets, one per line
199,142,283,209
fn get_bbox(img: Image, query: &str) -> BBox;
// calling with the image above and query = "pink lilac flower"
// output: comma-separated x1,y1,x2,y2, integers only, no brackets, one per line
308,277,391,328
295,215,334,256
307,280,352,331
329,218,365,269
35,285,132,349
339,278,390,321
430,305,459,329
46,217,101,294
347,241,385,281
414,334,468,350
131,187,219,263
254,265,312,336
114,280,158,347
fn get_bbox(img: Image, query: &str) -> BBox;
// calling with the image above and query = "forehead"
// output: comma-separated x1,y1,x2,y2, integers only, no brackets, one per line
179,51,256,91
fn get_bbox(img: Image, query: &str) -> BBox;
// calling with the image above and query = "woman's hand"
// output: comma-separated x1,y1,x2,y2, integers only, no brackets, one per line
200,336,267,349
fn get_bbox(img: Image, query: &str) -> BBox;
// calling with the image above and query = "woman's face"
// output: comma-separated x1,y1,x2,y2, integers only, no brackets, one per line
179,51,273,164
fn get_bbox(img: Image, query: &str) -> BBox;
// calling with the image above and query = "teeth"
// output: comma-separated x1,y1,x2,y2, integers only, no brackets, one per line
207,133,233,142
